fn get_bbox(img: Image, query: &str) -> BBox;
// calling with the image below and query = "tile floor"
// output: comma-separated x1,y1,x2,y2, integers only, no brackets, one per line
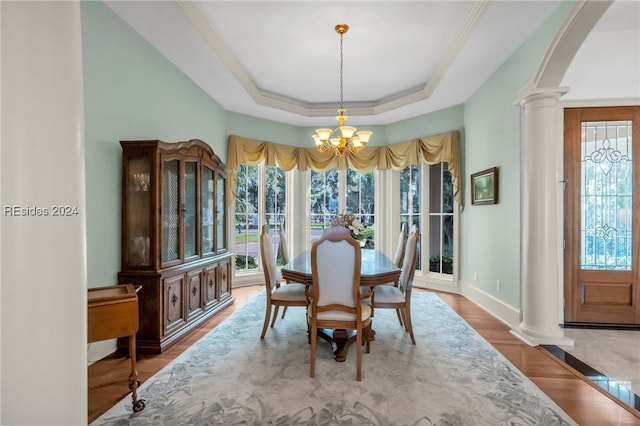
543,327,640,412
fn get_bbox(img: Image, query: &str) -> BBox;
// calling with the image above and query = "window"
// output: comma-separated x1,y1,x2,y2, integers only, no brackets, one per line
234,164,288,272
309,168,375,247
265,166,287,265
232,160,456,287
428,163,454,275
309,169,339,241
400,165,422,268
234,165,259,271
400,162,455,275
346,169,375,248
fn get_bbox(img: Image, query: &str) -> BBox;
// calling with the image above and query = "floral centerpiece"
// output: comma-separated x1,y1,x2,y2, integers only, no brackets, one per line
332,211,366,242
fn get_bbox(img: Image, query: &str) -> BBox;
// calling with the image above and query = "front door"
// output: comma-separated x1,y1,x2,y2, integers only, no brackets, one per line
564,106,640,325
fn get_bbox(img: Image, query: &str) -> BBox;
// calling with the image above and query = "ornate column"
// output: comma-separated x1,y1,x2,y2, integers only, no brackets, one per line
511,87,573,346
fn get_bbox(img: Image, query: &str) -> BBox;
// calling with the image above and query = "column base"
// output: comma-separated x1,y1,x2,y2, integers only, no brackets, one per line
510,323,574,347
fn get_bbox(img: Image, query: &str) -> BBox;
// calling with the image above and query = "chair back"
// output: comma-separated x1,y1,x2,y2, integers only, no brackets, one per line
310,226,361,318
260,225,279,293
393,223,408,267
399,230,419,297
278,226,290,265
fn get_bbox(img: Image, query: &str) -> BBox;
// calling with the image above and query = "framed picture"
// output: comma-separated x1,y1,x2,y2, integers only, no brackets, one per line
471,167,498,205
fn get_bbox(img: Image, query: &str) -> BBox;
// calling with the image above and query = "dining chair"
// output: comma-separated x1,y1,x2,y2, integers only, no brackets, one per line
309,226,372,381
259,225,309,339
278,225,294,320
370,228,419,344
393,223,408,268
359,222,407,320
278,226,290,265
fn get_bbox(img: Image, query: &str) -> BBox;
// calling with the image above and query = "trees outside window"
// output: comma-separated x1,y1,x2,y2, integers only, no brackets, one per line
234,165,259,271
265,166,287,265
234,164,287,271
310,168,375,247
346,169,375,248
400,165,422,269
309,169,339,242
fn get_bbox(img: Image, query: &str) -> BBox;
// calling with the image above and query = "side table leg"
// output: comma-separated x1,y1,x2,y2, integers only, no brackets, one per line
127,335,145,412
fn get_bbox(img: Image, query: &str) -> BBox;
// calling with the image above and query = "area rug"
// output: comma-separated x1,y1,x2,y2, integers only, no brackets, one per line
91,291,576,425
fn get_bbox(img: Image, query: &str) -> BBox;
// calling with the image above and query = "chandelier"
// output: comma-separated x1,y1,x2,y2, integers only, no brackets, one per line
312,24,372,155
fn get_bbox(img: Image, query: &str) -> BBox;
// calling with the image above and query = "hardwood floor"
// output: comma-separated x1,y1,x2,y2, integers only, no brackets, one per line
88,286,640,425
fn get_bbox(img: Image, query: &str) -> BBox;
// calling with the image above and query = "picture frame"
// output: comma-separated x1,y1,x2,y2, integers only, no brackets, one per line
471,167,498,205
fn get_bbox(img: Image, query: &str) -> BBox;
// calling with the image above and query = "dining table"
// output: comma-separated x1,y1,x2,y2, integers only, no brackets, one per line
281,249,401,362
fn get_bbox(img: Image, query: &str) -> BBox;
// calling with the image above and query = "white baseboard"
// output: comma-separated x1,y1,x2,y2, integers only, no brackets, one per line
87,339,117,365
460,280,521,328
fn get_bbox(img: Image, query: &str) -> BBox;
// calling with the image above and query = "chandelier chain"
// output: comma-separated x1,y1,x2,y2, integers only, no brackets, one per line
339,32,344,110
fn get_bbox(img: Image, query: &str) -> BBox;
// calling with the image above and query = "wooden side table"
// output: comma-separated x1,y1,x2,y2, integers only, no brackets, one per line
88,284,145,412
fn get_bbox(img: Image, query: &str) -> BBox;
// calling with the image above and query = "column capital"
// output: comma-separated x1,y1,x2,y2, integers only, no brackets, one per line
513,84,570,106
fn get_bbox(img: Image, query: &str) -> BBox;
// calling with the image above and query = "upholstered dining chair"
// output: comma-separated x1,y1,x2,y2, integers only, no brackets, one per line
360,223,407,318
393,223,408,268
260,225,309,339
278,225,294,320
370,228,419,344
309,226,372,381
278,226,290,265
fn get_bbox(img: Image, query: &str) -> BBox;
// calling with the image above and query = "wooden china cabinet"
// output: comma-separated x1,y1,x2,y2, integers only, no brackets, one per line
118,139,233,353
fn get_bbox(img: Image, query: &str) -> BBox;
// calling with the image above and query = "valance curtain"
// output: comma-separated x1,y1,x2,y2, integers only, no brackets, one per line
227,129,462,206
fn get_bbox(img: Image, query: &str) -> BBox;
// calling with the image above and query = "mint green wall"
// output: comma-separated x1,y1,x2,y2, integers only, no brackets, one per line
385,104,465,144
461,1,573,308
226,112,306,146
82,2,228,286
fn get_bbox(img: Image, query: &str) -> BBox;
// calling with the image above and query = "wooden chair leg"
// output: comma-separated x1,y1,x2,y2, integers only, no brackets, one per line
310,326,317,377
261,304,272,339
364,323,371,353
403,306,416,345
356,326,362,381
281,306,288,319
270,305,280,327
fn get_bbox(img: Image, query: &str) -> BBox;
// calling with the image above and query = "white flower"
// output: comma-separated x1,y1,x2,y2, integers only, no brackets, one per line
332,212,366,240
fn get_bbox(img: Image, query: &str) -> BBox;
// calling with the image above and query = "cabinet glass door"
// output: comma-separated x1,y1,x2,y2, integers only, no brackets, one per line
184,161,198,258
202,166,214,254
125,157,151,267
162,159,180,263
216,175,226,251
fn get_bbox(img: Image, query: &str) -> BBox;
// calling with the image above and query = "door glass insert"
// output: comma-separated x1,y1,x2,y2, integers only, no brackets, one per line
581,120,633,270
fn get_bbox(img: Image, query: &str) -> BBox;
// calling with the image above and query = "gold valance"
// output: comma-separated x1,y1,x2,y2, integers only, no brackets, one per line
227,129,462,206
